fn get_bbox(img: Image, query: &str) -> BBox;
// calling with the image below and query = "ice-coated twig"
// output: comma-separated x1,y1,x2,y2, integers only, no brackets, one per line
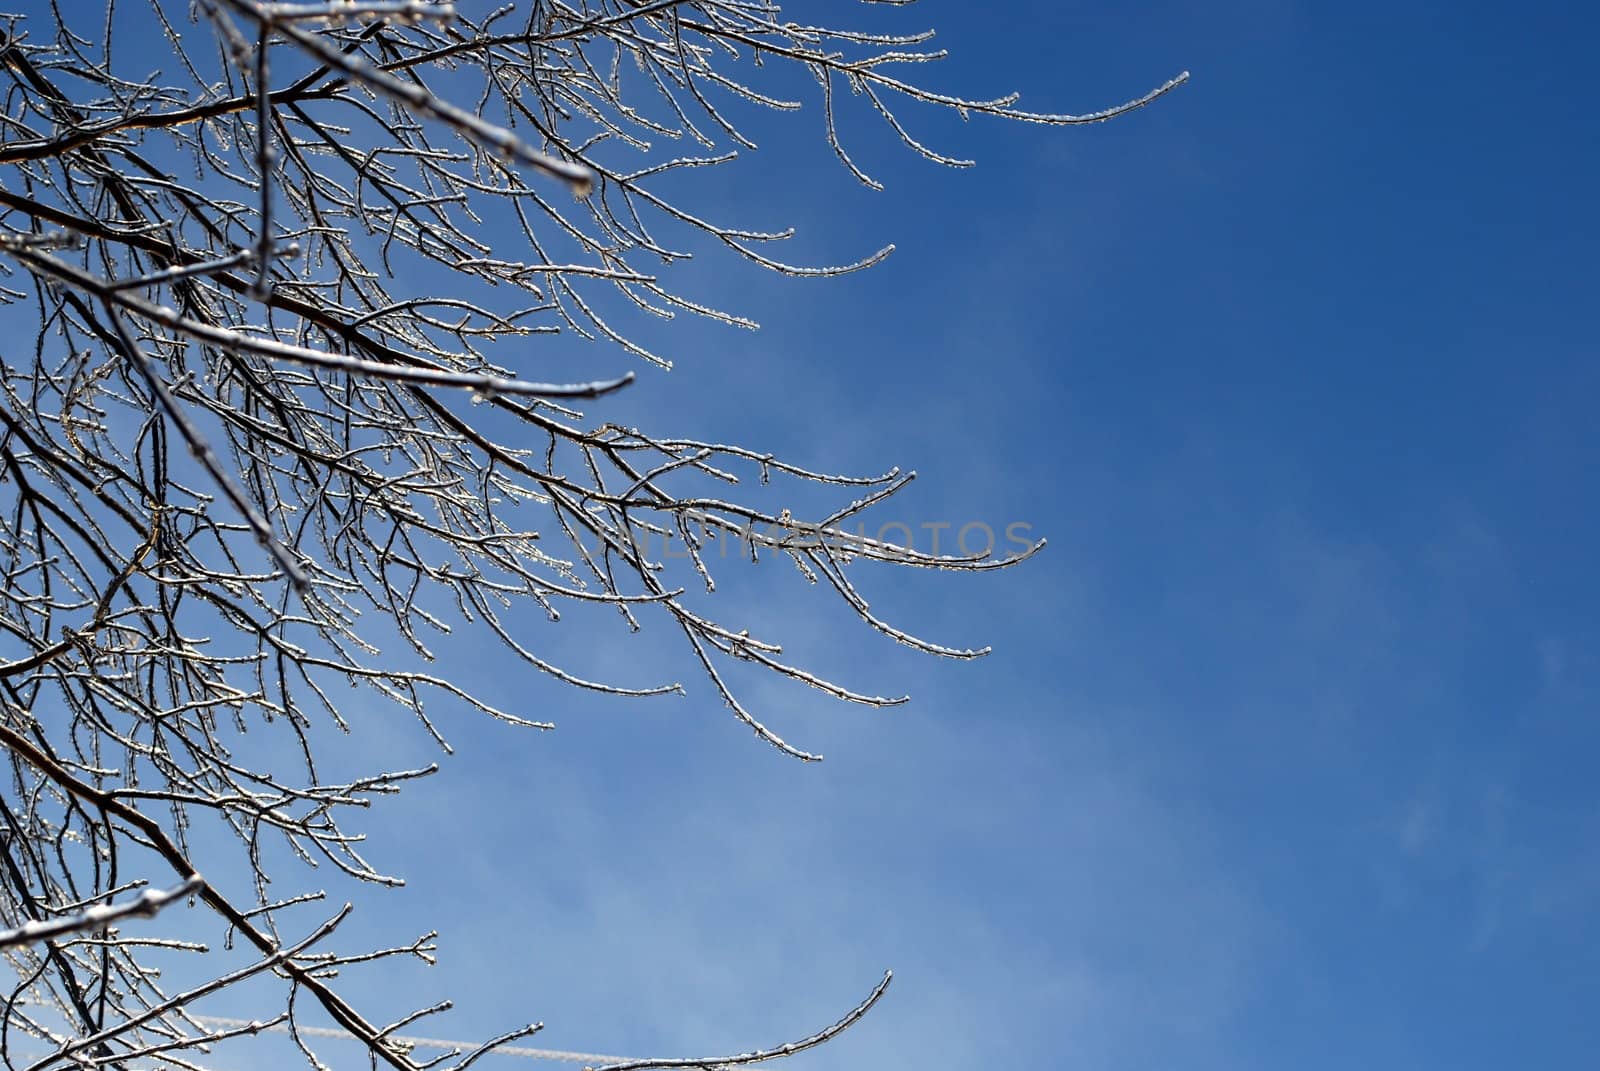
0,877,203,950
188,1015,631,1064
18,249,638,401
259,1,455,22
591,971,893,1071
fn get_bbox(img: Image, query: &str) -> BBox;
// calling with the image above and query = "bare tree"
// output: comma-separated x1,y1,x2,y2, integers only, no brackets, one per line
0,2,1183,1068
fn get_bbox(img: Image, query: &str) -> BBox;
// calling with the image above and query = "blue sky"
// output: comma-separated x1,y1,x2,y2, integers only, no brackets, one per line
12,1,1600,1069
